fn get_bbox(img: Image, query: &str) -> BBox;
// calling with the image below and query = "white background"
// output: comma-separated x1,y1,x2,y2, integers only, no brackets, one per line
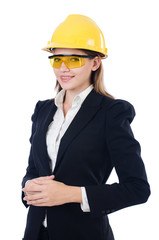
0,0,158,239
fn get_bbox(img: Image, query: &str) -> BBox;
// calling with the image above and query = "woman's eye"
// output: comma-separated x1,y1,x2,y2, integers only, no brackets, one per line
54,58,61,62
70,57,80,62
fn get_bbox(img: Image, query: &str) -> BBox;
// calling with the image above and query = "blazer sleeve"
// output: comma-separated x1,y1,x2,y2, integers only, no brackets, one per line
85,99,151,215
21,100,45,207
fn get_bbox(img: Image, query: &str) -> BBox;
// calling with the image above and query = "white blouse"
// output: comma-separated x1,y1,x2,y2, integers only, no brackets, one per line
46,85,94,213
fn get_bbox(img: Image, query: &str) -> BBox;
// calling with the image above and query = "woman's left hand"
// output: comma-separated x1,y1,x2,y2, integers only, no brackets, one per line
22,175,82,207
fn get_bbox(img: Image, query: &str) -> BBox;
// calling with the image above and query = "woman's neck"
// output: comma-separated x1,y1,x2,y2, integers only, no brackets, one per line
63,84,91,106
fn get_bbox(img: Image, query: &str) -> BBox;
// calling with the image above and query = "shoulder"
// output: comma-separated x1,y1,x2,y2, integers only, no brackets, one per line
101,95,136,124
31,99,55,121
35,99,54,108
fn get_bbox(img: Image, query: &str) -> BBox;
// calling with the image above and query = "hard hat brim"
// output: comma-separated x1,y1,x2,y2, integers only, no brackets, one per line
42,43,108,59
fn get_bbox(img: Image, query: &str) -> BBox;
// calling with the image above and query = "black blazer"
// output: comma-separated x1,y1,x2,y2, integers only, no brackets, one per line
22,89,150,240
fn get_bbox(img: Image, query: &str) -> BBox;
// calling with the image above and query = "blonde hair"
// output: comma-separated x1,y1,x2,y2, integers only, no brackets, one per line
55,49,114,99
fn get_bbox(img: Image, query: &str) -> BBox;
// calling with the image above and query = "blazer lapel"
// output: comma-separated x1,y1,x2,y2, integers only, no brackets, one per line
53,89,104,174
36,101,57,175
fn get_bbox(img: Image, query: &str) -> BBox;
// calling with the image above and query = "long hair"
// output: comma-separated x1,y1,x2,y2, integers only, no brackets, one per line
55,49,114,99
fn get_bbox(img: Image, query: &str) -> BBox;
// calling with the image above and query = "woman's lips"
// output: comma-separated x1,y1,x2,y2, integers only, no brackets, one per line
60,75,74,82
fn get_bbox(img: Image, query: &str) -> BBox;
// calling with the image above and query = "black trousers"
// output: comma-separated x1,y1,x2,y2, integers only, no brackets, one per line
38,225,49,240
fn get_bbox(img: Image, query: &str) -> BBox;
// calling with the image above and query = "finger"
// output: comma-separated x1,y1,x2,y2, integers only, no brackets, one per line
48,175,55,179
25,176,55,187
36,175,55,181
23,192,43,201
33,175,55,184
23,184,44,192
25,191,41,196
25,180,31,187
27,198,48,206
33,178,55,185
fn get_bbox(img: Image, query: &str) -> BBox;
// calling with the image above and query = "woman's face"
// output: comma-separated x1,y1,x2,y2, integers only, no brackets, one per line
53,48,100,93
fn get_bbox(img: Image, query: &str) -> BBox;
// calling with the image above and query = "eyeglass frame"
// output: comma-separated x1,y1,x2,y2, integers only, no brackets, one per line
48,54,95,59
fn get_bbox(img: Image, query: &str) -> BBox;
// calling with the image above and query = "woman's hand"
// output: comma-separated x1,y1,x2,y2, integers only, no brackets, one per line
24,175,55,197
22,175,82,207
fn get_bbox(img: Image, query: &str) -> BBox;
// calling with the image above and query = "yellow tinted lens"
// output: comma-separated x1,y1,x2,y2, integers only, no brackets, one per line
50,57,62,68
67,56,85,68
50,56,86,69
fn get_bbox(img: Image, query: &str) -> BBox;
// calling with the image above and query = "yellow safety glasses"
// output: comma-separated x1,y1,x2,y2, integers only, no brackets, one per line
48,54,94,69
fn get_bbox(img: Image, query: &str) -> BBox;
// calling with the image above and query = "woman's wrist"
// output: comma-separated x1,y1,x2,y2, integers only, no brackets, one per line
66,185,82,204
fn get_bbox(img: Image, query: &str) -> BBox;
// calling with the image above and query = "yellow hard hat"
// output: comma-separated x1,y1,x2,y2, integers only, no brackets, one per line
42,14,108,58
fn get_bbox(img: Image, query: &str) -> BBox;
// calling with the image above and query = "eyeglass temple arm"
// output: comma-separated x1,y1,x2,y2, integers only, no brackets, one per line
48,54,94,59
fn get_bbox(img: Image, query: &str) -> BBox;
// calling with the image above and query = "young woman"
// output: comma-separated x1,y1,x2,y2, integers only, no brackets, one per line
22,14,150,240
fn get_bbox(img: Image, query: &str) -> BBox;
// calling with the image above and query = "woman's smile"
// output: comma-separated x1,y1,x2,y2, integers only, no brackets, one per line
60,75,75,82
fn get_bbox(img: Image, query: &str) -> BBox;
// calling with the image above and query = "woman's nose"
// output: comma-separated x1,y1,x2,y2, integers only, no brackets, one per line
60,61,70,71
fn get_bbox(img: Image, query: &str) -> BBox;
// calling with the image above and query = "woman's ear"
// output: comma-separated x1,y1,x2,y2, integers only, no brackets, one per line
92,56,101,71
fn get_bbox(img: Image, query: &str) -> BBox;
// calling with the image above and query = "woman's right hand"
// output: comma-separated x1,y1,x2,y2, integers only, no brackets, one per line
24,175,55,196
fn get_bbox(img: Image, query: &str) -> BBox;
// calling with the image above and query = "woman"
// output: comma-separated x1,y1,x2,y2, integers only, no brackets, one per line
22,14,150,240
